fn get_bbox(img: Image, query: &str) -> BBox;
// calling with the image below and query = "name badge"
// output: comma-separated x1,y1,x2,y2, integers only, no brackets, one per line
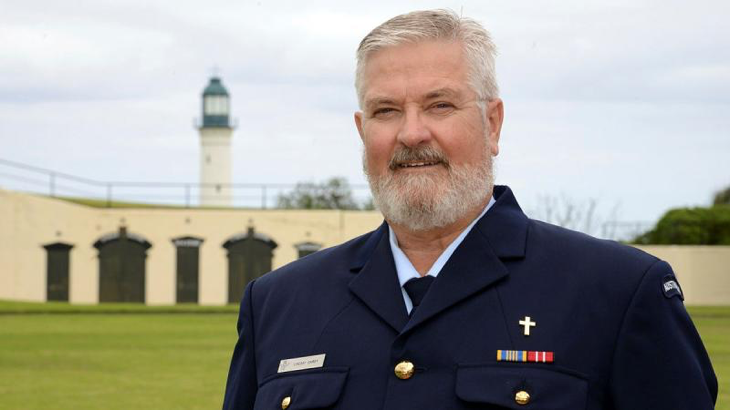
277,353,326,373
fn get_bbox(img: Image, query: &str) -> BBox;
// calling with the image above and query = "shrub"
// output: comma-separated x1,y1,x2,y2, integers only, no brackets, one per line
634,205,730,245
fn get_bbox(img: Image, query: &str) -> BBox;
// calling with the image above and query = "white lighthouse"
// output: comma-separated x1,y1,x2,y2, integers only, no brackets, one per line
198,77,234,207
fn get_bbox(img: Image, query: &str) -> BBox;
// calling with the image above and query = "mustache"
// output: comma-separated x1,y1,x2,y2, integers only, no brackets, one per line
388,146,450,170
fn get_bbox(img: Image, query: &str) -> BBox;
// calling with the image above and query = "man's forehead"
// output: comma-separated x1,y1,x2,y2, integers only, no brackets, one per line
364,42,465,75
360,40,471,107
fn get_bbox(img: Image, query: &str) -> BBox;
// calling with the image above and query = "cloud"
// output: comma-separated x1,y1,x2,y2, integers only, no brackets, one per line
0,0,728,224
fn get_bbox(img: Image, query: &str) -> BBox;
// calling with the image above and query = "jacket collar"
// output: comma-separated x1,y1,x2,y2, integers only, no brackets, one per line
349,185,528,271
475,185,529,259
348,185,530,333
348,228,410,332
349,221,388,274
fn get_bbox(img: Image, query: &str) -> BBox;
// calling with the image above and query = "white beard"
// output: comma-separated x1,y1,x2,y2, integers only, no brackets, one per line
364,145,494,232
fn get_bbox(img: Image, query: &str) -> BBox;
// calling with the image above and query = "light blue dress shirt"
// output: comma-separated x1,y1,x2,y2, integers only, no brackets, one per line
388,196,496,314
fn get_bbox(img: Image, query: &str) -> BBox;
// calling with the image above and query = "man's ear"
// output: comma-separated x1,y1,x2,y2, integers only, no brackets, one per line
354,111,365,141
486,99,504,156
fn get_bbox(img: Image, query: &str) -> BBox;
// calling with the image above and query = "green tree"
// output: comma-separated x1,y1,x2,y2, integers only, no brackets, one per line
713,186,730,206
277,177,360,210
634,206,730,245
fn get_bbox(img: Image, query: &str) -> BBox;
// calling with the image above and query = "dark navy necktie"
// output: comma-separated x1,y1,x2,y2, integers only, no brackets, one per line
404,275,435,316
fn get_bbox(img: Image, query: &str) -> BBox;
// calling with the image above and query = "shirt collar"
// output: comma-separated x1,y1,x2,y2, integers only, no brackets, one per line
389,195,496,287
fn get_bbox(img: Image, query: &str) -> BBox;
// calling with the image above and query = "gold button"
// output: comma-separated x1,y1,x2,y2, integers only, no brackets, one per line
394,361,415,380
515,390,530,405
281,396,291,409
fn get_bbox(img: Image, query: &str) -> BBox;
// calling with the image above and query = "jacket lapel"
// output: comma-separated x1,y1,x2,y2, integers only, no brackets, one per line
401,226,508,333
403,186,529,333
347,186,529,335
348,224,409,333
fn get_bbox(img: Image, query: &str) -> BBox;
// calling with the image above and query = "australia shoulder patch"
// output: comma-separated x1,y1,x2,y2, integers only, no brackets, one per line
662,274,684,301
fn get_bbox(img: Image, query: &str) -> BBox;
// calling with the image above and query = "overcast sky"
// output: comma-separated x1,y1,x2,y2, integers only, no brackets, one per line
1,0,728,233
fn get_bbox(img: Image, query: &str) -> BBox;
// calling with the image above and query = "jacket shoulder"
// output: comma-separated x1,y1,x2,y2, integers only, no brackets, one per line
527,219,660,281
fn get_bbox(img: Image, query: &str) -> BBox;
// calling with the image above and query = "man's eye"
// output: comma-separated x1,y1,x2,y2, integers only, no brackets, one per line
430,102,455,113
372,108,398,118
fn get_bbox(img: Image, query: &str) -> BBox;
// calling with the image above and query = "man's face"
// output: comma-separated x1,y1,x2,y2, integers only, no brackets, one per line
355,40,503,231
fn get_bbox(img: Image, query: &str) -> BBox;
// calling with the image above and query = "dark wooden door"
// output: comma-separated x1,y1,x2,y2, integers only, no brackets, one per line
99,249,123,302
95,228,150,303
295,242,322,259
44,243,73,302
173,237,202,303
224,228,277,304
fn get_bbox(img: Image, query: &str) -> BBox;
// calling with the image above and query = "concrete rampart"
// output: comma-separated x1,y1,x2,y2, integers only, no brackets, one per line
2,189,727,305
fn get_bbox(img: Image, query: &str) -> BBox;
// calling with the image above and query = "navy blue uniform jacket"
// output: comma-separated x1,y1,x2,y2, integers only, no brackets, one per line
223,186,717,409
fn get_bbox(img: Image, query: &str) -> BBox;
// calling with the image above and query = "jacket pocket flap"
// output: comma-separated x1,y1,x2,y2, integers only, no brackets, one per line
254,367,348,410
456,364,587,409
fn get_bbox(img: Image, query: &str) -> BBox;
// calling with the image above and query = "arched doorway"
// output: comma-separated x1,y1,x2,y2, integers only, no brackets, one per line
94,227,151,303
223,227,277,304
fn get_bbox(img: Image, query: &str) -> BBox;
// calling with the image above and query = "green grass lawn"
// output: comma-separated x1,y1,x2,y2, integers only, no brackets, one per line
691,306,730,408
0,311,237,409
0,302,727,409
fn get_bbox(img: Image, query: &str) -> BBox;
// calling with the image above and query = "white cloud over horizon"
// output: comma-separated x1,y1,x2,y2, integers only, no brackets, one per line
1,0,728,229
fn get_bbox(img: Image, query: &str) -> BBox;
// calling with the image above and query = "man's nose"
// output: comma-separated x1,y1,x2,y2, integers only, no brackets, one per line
396,108,432,147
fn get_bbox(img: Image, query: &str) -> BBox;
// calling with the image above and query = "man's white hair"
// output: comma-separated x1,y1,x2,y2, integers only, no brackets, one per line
355,9,499,108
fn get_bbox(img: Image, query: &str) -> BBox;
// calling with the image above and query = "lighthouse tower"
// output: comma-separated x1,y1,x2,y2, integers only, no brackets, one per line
198,77,234,207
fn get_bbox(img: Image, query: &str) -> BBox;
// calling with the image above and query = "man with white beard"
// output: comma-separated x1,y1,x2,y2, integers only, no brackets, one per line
223,9,716,410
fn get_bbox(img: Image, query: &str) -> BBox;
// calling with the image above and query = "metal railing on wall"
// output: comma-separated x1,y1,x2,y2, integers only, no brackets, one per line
0,158,655,241
0,158,372,209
